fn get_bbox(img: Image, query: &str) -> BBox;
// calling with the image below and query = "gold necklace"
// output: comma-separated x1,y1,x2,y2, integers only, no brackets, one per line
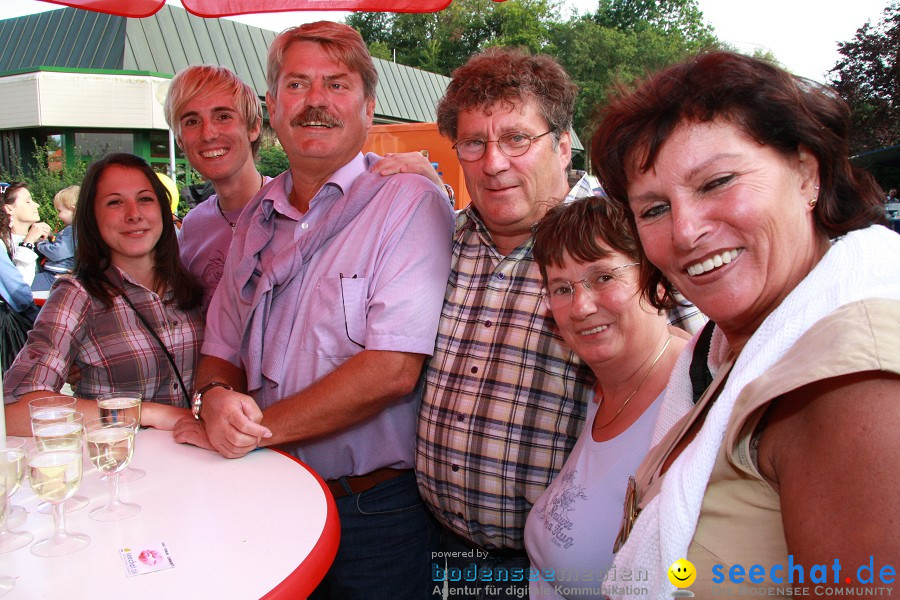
594,334,674,431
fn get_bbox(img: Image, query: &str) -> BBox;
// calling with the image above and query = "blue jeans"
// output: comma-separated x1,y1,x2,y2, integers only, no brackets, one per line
310,471,439,600
427,529,531,600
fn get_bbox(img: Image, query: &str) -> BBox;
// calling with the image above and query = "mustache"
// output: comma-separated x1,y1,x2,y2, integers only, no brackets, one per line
290,107,343,128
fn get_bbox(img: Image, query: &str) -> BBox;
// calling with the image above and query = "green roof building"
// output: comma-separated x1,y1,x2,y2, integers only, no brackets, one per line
0,5,455,183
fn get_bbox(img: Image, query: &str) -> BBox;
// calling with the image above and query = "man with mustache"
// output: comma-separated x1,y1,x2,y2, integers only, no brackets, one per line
182,21,454,599
416,48,705,599
163,65,268,313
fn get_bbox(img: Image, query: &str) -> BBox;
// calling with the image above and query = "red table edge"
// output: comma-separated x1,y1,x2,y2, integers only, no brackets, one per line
261,449,340,600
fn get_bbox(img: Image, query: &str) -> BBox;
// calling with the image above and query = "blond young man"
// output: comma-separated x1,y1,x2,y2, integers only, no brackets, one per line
164,65,266,312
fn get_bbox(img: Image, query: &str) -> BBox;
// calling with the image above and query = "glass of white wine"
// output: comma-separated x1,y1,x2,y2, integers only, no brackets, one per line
0,437,32,554
23,396,80,522
27,395,76,423
25,439,90,557
85,416,140,521
30,412,90,515
97,393,145,482
0,478,17,597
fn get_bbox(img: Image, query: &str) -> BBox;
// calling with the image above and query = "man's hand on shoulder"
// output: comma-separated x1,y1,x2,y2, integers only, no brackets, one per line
202,386,272,459
370,152,448,198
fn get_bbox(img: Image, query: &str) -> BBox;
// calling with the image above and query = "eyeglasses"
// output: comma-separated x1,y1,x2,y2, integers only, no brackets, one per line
339,273,365,349
452,130,553,162
541,263,639,310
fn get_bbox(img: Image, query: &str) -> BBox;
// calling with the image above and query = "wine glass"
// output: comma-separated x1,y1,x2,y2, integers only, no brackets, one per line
0,437,33,554
0,438,28,529
27,395,76,423
25,439,90,557
0,479,17,597
85,416,140,521
97,393,145,482
30,411,90,515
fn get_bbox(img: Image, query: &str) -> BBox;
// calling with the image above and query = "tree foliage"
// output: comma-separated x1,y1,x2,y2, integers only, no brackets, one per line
256,139,290,178
828,1,900,155
347,0,560,75
0,142,89,231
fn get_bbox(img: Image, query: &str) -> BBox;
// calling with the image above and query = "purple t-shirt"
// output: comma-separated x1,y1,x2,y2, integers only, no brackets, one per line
179,179,270,314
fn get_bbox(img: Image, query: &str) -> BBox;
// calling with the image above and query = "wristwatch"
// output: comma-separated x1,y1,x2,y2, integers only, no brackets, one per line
191,382,233,420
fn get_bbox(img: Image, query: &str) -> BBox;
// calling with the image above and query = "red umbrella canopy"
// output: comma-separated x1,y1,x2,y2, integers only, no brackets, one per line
39,0,506,18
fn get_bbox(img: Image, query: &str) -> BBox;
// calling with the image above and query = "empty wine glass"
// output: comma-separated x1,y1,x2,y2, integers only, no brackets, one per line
0,478,17,597
25,439,90,557
0,437,32,554
97,393,145,483
85,416,140,521
30,410,89,515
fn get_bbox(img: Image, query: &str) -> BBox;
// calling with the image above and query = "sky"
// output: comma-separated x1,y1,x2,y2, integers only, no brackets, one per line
0,0,892,83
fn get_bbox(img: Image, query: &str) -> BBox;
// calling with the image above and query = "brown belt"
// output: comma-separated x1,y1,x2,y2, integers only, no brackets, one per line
326,467,411,499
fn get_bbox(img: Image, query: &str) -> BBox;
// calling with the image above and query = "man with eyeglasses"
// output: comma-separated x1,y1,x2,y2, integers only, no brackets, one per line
185,22,453,598
417,48,703,599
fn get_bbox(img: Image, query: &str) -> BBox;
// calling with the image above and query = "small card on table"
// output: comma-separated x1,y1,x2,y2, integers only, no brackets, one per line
119,541,175,577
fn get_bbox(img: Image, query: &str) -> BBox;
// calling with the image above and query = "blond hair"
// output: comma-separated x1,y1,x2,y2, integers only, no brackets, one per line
164,65,263,156
53,185,80,211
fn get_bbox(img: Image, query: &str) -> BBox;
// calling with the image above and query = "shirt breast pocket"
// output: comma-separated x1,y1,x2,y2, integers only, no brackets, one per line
301,274,369,359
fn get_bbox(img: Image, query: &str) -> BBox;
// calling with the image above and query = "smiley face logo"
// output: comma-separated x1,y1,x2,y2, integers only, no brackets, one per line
668,559,697,588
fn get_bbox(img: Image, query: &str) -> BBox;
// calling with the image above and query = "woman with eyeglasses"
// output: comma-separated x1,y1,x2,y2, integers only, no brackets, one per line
523,196,690,598
3,153,205,436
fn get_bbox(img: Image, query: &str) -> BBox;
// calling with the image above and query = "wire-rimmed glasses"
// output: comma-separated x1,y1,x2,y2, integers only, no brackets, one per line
541,263,640,310
452,130,553,162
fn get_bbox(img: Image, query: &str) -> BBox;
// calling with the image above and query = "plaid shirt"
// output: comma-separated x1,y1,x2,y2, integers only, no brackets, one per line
417,181,706,550
4,268,203,407
418,207,596,550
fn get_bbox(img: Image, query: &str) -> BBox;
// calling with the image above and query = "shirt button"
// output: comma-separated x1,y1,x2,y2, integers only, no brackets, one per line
457,413,464,422
470,366,478,374
457,512,465,520
173,383,178,389
484,320,492,328
451,464,459,472
496,273,505,280
301,222,309,230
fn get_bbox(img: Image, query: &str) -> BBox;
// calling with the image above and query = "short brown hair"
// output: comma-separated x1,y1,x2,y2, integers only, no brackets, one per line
591,50,885,309
165,65,263,156
266,21,377,100
533,196,639,288
437,48,577,143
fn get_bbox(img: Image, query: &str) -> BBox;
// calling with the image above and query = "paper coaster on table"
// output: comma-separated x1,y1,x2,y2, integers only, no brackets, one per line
119,541,175,577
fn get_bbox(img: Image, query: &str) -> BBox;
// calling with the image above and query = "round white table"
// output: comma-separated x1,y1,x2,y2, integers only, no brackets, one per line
4,428,339,599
